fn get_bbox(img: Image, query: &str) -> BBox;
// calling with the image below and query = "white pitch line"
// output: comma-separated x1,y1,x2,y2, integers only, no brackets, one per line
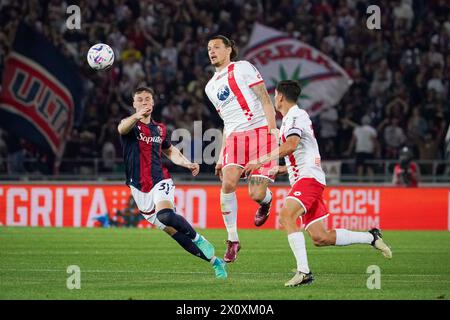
0,269,445,277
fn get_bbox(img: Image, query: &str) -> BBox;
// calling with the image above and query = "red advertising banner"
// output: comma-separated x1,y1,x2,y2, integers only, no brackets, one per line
0,184,448,230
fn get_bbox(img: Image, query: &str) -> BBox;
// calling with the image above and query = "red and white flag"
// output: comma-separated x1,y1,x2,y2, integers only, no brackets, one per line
243,23,352,116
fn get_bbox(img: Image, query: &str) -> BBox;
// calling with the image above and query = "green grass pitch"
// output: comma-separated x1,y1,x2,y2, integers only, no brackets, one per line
1,227,449,300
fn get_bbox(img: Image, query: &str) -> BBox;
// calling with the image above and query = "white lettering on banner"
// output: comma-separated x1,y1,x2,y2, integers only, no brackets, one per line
186,189,206,229
31,188,52,226
7,188,28,226
355,190,367,214
328,189,380,214
368,190,380,213
332,215,379,230
87,188,108,227
174,189,184,218
174,189,207,228
327,189,380,230
342,189,353,214
275,189,290,229
66,188,89,227
55,188,63,227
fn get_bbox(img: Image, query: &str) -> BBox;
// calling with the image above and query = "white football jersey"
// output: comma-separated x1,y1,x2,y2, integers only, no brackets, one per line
280,105,326,186
205,60,267,135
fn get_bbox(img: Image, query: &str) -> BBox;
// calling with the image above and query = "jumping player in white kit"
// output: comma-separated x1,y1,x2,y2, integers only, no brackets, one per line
244,80,392,287
205,35,278,262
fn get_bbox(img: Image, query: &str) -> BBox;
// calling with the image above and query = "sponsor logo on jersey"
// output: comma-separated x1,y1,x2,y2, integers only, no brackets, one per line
217,84,230,101
138,132,162,144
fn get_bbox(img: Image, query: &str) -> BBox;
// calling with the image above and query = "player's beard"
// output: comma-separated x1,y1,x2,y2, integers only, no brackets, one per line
212,60,221,68
212,57,226,68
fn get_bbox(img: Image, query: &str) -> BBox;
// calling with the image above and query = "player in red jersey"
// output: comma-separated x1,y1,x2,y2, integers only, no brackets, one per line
244,81,392,287
205,35,278,262
118,86,227,279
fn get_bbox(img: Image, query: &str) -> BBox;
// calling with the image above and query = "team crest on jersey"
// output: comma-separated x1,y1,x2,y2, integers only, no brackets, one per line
217,84,230,101
157,126,163,136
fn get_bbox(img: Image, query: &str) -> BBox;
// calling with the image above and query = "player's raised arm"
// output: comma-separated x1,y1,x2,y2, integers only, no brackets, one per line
162,145,200,176
117,106,151,135
251,82,277,135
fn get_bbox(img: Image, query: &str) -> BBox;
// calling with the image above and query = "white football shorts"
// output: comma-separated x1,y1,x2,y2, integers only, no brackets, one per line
130,178,175,229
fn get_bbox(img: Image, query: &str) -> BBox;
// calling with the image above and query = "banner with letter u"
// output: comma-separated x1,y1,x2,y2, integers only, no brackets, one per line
0,23,84,157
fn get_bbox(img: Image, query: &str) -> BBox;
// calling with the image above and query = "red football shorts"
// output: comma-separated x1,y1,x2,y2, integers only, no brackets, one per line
222,126,277,181
286,178,329,230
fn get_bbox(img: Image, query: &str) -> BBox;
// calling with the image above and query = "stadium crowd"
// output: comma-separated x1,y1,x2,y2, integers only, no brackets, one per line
0,0,449,177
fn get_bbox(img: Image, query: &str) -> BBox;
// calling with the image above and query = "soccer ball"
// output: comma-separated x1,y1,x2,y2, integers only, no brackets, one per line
87,43,114,70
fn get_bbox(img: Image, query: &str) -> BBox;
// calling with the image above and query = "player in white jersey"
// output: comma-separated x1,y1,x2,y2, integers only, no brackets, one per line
244,80,392,287
205,35,278,263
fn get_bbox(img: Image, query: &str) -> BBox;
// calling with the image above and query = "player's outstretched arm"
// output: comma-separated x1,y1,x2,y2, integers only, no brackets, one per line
268,165,288,177
243,135,300,176
251,83,277,134
117,107,151,135
162,145,200,176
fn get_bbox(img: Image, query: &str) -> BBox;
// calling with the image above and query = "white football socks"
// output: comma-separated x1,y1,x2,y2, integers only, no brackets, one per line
260,188,272,205
335,228,373,246
288,232,310,274
221,191,239,242
192,233,200,242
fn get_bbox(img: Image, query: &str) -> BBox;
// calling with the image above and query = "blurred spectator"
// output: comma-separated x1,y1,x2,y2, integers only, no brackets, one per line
122,54,145,89
319,105,339,159
101,136,117,173
369,59,392,98
8,138,30,174
323,26,344,58
93,195,142,228
393,146,419,187
380,117,406,159
393,0,414,30
0,129,8,173
445,124,450,175
418,132,439,175
407,107,428,149
345,115,379,179
427,67,445,98
160,38,178,73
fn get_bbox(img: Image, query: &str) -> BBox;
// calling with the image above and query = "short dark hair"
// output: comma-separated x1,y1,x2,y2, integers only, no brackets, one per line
208,35,238,60
276,80,301,102
133,86,155,98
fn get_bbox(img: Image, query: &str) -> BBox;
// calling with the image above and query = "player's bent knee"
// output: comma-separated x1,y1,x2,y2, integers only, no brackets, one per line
311,234,329,247
156,208,176,227
222,180,237,193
